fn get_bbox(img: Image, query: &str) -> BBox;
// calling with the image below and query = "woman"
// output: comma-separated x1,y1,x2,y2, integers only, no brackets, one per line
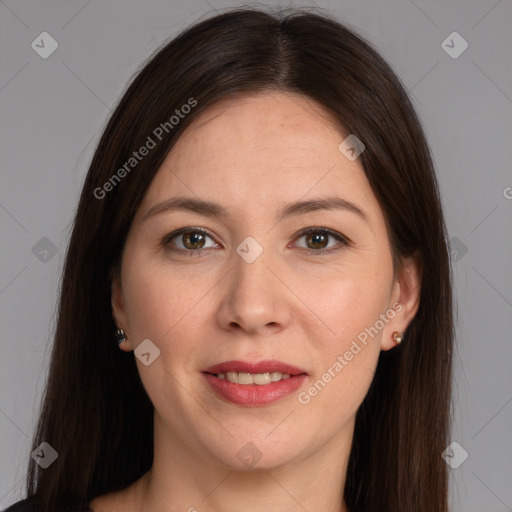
5,6,453,512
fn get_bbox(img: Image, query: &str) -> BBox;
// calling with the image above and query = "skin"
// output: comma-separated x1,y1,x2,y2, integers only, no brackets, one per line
90,91,421,512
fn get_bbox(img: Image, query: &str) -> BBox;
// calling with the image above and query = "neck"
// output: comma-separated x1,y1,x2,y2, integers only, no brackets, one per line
132,413,353,512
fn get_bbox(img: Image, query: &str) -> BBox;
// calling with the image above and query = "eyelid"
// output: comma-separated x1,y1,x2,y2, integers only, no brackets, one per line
160,227,216,249
290,226,350,248
289,227,350,257
161,226,350,254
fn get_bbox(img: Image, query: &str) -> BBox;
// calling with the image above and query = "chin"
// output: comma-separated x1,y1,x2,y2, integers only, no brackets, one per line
203,432,306,471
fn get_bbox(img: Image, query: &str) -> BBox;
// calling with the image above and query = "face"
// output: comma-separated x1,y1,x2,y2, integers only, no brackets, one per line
112,91,420,472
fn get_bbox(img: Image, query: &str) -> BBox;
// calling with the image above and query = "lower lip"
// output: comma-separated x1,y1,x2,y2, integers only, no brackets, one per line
202,373,308,406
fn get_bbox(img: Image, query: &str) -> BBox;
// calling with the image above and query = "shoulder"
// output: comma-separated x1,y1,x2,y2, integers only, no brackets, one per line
3,497,92,511
3,498,38,511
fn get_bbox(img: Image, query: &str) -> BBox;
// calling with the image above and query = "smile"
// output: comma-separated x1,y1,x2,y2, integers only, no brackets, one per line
201,360,309,406
213,371,292,385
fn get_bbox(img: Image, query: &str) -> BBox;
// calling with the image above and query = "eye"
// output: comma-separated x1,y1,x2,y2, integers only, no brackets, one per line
161,226,349,257
292,227,349,255
161,227,218,256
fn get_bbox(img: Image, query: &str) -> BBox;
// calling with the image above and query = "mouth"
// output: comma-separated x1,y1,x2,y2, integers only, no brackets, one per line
201,360,309,405
202,360,308,385
205,371,295,385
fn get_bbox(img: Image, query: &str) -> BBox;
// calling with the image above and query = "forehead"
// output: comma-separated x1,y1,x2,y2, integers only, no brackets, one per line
136,91,381,227
176,91,346,163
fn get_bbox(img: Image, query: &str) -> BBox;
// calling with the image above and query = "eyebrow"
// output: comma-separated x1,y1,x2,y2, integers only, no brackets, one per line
143,195,368,223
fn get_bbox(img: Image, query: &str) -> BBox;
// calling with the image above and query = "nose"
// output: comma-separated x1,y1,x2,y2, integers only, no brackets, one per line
215,244,291,336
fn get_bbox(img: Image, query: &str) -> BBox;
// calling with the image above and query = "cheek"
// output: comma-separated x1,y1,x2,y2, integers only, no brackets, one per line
298,263,392,346
120,259,211,405
121,253,214,352
296,265,391,403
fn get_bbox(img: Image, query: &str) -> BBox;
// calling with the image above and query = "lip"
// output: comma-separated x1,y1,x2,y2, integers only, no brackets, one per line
202,360,308,376
201,360,308,406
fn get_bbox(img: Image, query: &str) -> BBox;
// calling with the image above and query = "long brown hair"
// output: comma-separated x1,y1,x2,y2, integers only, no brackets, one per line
23,6,453,511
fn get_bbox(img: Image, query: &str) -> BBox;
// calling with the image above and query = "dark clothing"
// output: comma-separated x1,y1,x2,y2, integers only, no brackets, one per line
3,498,92,511
3,499,36,511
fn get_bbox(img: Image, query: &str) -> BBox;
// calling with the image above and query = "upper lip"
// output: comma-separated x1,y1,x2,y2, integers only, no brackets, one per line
202,360,308,376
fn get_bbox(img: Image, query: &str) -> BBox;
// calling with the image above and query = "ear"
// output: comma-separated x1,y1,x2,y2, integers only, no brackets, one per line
110,266,135,351
381,251,422,351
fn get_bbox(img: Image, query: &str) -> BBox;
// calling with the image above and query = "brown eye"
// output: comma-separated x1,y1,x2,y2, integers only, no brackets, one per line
305,231,329,250
162,227,217,254
181,231,207,249
293,227,348,255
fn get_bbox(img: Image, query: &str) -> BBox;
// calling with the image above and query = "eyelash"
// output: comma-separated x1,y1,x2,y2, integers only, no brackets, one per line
160,226,349,257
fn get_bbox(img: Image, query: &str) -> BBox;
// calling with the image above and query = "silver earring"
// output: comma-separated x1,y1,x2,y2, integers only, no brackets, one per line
115,328,127,346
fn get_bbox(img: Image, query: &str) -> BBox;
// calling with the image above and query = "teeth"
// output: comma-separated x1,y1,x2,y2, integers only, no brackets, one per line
238,372,256,384
220,371,292,385
226,372,238,383
252,373,272,385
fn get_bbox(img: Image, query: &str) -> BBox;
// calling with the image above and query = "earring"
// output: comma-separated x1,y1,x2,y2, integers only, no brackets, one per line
392,331,402,344
115,328,127,346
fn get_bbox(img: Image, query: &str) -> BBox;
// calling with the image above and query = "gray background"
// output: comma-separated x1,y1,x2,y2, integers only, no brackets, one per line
1,1,511,510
